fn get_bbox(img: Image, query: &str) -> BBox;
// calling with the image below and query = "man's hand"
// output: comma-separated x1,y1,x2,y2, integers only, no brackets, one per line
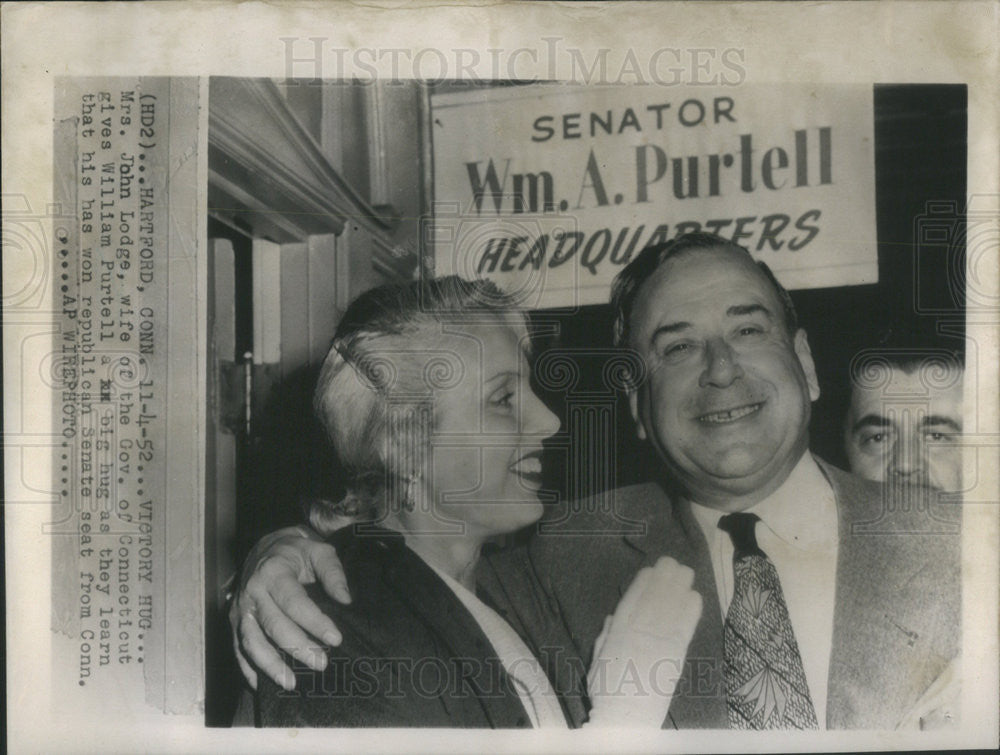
586,557,702,727
229,526,352,691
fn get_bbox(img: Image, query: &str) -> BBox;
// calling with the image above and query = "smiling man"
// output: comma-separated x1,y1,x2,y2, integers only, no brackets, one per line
568,233,960,729
621,240,820,511
230,233,961,730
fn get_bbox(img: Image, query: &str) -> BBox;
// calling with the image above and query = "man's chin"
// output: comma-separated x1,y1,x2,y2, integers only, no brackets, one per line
698,449,775,480
673,453,795,505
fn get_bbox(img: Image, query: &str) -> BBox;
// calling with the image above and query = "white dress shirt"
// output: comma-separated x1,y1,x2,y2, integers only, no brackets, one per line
689,453,839,726
428,563,568,728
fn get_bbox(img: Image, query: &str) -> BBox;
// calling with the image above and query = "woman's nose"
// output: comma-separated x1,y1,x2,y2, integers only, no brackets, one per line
523,389,561,438
699,338,744,388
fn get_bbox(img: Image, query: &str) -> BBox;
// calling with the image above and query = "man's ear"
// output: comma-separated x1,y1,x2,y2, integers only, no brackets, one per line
627,388,647,441
794,328,821,402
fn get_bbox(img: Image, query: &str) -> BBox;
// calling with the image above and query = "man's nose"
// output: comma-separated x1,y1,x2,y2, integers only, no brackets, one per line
889,413,925,480
699,338,744,388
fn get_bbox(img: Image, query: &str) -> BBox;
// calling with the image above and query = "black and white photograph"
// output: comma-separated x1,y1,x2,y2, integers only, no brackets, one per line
3,2,998,752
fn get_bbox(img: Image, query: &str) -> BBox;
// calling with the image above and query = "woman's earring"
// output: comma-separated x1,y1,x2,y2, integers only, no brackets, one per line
402,473,421,513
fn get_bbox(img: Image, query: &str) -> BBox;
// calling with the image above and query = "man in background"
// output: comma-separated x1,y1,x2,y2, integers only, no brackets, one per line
844,344,964,493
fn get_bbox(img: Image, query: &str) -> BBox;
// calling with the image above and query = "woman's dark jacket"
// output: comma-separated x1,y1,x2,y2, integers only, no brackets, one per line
238,526,584,728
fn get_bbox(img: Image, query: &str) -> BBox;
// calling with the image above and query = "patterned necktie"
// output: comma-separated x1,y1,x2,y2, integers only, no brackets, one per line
718,512,819,729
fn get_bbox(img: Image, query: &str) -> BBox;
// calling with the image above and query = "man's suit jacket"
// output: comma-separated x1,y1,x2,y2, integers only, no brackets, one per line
241,527,584,728
480,458,961,729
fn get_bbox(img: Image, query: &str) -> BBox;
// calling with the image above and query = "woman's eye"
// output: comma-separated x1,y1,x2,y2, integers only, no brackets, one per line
492,391,514,409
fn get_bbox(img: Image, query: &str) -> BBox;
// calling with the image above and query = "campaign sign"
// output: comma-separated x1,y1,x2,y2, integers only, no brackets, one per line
429,83,877,309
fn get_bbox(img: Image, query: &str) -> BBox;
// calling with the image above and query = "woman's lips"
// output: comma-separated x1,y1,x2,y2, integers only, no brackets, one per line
696,402,764,424
509,451,544,489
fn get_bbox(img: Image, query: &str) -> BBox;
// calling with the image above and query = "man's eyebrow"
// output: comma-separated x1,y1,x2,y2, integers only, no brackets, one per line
726,303,773,319
650,321,692,343
851,414,891,434
647,304,772,344
920,415,962,432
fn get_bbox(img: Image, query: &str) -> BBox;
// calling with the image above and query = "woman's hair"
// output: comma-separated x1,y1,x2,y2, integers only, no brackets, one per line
309,276,527,535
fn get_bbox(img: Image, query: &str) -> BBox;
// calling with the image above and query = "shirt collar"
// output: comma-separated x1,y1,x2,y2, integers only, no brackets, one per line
689,453,837,550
